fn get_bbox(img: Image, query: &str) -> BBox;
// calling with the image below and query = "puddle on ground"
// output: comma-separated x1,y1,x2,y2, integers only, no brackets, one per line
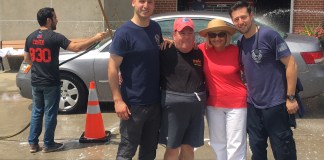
1,92,24,101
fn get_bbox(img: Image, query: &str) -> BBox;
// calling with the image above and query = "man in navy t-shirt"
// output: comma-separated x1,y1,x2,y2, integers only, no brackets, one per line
24,7,107,153
229,1,298,160
108,0,163,159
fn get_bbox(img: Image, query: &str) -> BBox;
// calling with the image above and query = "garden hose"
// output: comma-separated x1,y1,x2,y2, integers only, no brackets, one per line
0,41,100,140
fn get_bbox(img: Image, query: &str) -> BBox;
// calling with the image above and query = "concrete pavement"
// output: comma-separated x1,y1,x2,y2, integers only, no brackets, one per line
0,70,324,159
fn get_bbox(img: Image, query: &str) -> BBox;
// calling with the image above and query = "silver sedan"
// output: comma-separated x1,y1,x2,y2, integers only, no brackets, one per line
16,12,324,114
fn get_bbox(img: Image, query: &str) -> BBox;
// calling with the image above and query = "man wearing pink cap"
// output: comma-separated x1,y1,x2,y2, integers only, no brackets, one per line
159,17,206,160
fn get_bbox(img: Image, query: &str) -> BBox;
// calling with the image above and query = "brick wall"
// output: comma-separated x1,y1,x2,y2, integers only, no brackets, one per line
293,0,324,33
154,0,254,14
155,0,323,34
155,0,177,14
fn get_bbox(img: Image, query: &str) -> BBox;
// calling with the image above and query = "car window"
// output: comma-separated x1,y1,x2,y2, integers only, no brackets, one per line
192,19,210,43
157,18,209,43
102,42,111,52
59,37,112,53
158,19,174,40
157,18,240,45
92,37,112,51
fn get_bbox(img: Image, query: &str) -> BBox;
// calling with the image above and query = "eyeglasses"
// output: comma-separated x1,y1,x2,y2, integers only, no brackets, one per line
207,32,227,38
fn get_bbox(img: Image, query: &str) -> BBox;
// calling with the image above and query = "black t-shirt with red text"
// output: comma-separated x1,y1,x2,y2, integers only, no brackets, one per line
25,29,71,86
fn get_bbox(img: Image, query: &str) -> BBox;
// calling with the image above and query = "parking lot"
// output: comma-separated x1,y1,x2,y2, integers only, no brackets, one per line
1,70,324,160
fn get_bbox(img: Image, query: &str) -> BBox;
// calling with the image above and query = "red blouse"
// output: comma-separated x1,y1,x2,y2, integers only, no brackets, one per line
198,43,247,108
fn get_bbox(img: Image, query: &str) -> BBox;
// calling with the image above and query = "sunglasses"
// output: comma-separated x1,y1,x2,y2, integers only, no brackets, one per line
207,32,227,38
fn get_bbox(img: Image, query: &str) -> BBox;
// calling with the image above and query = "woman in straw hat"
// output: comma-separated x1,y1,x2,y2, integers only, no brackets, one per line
198,19,247,160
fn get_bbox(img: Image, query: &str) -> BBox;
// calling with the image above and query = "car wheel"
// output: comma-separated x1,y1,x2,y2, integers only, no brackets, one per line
59,72,88,114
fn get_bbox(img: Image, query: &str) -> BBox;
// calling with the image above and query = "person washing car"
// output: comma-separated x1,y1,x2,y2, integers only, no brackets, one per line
24,7,107,153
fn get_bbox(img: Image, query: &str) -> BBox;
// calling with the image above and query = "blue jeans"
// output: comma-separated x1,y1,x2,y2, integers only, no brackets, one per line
247,103,297,160
28,85,60,148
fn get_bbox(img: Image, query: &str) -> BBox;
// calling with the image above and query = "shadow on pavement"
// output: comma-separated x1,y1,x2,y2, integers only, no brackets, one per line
58,133,120,152
300,94,324,119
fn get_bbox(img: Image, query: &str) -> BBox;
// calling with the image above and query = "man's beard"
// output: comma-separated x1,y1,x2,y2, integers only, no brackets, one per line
240,24,252,35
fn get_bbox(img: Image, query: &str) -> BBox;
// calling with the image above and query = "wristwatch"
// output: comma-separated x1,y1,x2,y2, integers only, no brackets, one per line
287,95,296,101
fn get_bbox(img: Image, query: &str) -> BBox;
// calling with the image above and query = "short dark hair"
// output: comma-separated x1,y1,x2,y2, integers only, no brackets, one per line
37,7,55,26
228,0,252,18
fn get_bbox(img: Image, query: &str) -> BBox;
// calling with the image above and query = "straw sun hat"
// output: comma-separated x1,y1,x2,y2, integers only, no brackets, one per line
198,19,237,37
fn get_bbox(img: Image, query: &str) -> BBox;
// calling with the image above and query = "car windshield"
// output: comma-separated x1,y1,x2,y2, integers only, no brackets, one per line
156,15,286,45
157,18,240,44
90,36,112,50
59,36,112,53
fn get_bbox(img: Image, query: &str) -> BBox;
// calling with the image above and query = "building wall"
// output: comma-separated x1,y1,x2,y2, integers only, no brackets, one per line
0,0,173,41
293,0,324,33
0,0,133,41
104,0,133,30
0,0,178,41
155,0,177,14
1,0,323,41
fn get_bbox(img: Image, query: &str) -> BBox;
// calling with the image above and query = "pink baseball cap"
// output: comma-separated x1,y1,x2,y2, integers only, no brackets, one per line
173,17,194,32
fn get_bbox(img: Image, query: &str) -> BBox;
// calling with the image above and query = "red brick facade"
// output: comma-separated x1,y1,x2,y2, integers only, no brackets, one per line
293,0,324,33
155,0,177,14
155,0,324,34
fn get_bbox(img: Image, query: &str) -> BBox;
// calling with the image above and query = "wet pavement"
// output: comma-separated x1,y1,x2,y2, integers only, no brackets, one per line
0,70,324,160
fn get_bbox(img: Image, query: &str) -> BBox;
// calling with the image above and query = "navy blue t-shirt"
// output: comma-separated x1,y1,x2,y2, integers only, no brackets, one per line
25,30,71,86
240,27,291,109
109,20,163,106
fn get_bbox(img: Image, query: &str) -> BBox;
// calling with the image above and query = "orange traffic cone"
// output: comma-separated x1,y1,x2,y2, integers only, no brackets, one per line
79,81,111,143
